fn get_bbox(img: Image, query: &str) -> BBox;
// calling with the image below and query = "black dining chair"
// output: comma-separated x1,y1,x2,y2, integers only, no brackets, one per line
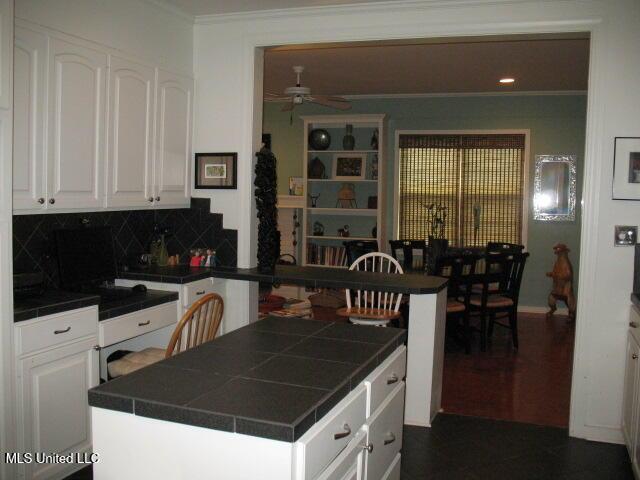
468,251,529,351
343,240,378,266
486,242,525,254
389,239,428,272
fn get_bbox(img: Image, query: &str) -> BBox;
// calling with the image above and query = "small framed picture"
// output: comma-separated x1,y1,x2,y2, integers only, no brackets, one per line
332,153,366,180
289,176,304,196
613,137,640,199
195,153,237,189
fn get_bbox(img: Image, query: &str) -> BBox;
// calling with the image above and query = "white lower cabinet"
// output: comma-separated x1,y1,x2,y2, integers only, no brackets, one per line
295,346,406,480
624,306,640,479
15,325,99,480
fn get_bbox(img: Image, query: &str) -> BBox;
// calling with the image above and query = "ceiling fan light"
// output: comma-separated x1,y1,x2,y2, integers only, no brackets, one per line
293,96,304,104
499,77,515,84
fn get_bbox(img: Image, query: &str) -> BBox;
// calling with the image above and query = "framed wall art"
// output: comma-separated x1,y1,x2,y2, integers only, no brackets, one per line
613,137,640,200
332,153,366,180
195,153,237,189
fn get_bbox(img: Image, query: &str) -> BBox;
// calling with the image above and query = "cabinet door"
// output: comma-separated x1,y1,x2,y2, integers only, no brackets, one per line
47,38,106,209
316,430,366,480
17,338,99,480
107,56,155,208
13,26,47,211
623,333,640,450
154,69,192,207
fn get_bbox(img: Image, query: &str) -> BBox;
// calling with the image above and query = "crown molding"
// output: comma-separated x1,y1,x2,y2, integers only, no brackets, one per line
194,0,541,25
142,0,195,24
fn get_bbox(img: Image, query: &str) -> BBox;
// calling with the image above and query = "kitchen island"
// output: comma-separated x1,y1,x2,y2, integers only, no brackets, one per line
118,264,448,428
89,316,407,480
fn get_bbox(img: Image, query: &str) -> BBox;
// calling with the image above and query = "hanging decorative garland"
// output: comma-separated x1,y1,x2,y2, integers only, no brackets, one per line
255,147,280,273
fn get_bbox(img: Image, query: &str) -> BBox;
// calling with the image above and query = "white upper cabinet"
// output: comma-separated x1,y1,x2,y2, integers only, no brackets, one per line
13,26,47,211
107,56,155,208
47,38,107,209
154,70,192,207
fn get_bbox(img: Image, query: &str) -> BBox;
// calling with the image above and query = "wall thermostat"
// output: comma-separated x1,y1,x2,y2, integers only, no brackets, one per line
615,225,637,246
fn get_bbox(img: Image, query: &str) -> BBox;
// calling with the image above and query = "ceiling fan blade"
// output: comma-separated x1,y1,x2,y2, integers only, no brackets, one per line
264,95,291,102
281,102,295,112
307,96,352,110
322,95,350,103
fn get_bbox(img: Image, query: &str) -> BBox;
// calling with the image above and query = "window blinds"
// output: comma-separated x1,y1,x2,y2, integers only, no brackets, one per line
398,133,525,247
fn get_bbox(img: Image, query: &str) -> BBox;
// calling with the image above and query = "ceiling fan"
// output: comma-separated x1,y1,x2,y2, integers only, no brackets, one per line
265,66,351,112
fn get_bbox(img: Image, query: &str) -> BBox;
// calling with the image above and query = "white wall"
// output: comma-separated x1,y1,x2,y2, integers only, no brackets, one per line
193,0,640,443
16,0,194,75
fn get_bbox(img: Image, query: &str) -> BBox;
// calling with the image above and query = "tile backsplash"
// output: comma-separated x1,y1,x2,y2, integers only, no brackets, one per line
13,198,237,287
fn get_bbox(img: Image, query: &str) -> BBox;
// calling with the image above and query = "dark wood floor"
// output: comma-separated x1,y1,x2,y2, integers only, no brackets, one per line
442,312,575,427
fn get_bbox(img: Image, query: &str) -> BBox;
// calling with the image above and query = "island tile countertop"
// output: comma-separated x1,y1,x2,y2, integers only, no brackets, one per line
14,287,179,323
119,264,448,295
88,316,407,442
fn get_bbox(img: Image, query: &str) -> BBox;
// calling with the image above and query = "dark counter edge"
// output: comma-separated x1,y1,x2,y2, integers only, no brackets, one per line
119,265,449,294
89,326,408,443
14,293,101,323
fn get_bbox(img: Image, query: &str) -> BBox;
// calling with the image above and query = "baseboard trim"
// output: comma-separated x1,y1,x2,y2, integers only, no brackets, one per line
518,305,569,315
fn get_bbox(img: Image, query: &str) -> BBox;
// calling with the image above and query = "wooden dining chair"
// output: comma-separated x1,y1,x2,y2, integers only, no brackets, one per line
107,293,224,378
337,252,404,327
468,252,529,351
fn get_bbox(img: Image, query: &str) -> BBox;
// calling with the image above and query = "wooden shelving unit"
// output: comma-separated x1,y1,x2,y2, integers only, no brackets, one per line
301,114,386,268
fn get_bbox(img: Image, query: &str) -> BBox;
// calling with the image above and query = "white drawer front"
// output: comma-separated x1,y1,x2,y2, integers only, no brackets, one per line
365,346,406,417
182,278,214,307
296,384,367,480
16,307,98,356
365,383,405,480
316,429,366,480
381,453,401,480
99,302,177,347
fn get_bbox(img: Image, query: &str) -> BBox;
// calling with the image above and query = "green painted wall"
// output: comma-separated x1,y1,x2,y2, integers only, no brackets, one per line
263,95,587,307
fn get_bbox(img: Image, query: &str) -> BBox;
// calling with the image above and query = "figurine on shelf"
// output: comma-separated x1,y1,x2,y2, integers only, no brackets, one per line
338,225,350,237
370,128,379,150
203,249,219,267
313,221,325,236
546,243,577,321
336,183,357,208
189,249,204,267
370,154,379,180
309,193,320,208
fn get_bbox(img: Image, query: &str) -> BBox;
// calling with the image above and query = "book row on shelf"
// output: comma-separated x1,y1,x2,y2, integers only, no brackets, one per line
306,243,348,267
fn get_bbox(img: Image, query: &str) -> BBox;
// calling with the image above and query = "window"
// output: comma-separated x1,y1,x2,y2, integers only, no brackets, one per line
397,133,526,247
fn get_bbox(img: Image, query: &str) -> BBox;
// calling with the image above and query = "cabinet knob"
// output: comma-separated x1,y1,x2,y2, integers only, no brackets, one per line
48,198,55,205
631,322,638,329
148,197,154,203
155,196,160,202
37,197,45,204
362,443,374,453
633,354,638,360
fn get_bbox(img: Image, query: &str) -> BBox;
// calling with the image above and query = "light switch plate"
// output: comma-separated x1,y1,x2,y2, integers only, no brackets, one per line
615,225,637,246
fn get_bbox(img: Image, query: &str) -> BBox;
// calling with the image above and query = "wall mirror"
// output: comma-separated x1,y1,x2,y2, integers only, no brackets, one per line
533,155,577,221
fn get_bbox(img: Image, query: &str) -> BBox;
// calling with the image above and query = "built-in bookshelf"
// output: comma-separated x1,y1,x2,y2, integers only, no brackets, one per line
301,114,386,268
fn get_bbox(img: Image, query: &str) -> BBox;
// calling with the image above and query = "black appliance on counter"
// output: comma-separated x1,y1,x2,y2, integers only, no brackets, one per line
54,226,133,301
635,244,640,296
13,271,45,300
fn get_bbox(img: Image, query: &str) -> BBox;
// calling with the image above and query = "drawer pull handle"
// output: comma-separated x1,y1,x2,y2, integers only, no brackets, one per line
54,326,71,334
138,320,151,327
383,432,396,446
362,443,373,453
334,423,351,440
386,373,399,385
196,290,206,295
634,354,638,360
631,322,638,328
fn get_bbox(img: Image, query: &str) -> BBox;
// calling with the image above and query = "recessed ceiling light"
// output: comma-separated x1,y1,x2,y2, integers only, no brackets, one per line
499,78,515,84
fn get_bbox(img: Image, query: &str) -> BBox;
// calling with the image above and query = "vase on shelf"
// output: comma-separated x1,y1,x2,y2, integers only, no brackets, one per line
309,129,331,150
342,124,355,150
370,128,379,150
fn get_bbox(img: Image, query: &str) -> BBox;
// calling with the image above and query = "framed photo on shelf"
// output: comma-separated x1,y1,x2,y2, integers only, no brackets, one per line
195,153,237,189
332,153,366,180
289,176,304,196
613,137,640,200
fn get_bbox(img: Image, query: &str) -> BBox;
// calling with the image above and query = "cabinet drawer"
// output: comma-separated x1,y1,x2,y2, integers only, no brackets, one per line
15,307,98,356
316,429,366,480
381,453,401,480
182,278,214,307
295,384,367,480
365,383,405,480
99,302,177,347
365,346,406,417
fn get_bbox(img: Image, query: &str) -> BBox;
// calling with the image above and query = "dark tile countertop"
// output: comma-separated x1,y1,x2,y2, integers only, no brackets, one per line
14,287,179,323
14,290,101,322
119,264,448,295
88,316,407,442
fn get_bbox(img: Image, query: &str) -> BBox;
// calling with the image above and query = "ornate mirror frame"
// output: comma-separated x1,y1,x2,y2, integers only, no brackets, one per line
533,154,577,222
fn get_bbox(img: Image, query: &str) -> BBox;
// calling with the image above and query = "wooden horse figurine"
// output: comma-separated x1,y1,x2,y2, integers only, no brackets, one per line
546,243,577,321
